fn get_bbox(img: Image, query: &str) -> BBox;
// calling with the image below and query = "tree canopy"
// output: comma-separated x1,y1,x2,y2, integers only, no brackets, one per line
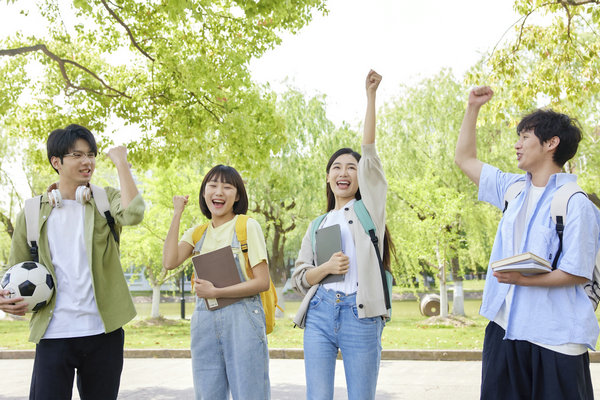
0,0,327,168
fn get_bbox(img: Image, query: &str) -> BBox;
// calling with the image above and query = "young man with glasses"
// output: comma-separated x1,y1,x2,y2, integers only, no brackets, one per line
0,124,145,399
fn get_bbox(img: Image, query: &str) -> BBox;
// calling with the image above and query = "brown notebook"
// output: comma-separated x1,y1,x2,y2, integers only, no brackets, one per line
191,246,243,310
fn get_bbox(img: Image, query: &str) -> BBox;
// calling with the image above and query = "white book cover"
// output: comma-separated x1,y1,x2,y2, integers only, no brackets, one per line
491,252,551,274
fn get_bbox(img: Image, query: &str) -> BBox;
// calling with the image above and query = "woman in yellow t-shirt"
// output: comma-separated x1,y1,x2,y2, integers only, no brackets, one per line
163,165,271,400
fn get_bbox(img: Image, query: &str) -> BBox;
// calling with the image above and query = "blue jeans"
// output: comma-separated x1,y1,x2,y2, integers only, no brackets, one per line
190,295,270,400
304,286,384,400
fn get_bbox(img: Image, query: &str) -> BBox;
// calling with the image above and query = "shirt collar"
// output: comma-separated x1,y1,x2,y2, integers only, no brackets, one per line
525,171,576,190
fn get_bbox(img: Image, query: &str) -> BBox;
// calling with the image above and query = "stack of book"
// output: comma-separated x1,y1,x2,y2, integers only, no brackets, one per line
491,252,551,274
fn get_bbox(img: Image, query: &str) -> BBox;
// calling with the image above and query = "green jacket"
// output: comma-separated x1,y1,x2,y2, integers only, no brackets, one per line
8,187,145,343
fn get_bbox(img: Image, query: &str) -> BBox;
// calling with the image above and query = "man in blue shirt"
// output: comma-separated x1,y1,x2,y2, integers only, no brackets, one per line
455,86,600,399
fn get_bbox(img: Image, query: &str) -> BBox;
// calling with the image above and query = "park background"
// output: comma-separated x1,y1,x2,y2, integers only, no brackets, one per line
1,0,600,351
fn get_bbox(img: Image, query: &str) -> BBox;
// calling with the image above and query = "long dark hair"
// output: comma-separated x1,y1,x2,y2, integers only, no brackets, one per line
325,148,396,272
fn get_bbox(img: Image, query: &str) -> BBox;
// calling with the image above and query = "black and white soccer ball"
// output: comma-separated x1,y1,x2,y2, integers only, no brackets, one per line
1,261,54,312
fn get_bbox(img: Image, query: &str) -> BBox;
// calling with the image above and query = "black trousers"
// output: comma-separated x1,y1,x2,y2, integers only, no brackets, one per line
481,321,593,400
30,328,124,400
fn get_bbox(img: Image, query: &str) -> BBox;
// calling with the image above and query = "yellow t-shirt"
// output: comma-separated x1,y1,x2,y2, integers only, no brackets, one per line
180,215,268,281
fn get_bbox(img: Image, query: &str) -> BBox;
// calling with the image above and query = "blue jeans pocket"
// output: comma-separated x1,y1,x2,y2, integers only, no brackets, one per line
309,293,323,309
351,306,379,325
242,297,267,342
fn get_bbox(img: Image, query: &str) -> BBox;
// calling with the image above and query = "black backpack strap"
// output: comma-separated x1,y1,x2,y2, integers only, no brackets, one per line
104,210,119,244
550,182,586,270
551,215,564,271
368,229,391,310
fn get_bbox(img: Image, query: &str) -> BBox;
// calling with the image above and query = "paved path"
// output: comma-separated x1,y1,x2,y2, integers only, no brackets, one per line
2,358,600,399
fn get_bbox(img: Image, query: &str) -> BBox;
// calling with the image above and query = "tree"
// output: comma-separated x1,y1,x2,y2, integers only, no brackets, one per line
467,0,600,194
119,160,207,318
0,0,327,169
470,0,600,110
378,71,503,316
248,89,353,285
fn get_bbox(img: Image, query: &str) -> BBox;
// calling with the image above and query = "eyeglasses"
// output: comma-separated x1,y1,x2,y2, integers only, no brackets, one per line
63,151,96,161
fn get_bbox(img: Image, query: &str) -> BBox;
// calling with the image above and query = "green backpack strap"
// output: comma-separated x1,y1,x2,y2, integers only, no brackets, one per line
310,214,328,255
353,200,391,311
353,200,376,232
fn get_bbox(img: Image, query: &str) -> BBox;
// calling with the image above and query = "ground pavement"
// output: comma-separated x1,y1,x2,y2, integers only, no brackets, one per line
2,357,600,399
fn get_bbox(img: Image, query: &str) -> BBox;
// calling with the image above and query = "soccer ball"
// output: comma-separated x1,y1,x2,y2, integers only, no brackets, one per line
1,261,55,312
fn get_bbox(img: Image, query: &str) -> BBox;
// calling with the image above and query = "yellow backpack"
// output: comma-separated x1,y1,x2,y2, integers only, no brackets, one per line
191,214,281,334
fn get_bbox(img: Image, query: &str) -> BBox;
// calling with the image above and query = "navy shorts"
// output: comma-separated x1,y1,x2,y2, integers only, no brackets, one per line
481,321,593,400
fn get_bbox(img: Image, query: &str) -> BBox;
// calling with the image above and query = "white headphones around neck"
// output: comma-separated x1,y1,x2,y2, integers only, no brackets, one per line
47,183,92,208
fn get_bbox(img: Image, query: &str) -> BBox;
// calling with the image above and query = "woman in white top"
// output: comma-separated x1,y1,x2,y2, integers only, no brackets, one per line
292,70,395,400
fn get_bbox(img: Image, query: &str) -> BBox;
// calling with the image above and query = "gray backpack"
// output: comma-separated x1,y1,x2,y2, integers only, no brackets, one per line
23,184,117,262
503,180,600,310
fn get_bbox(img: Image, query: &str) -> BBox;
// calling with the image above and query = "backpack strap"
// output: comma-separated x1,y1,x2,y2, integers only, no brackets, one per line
90,184,119,244
192,222,210,253
550,181,587,270
353,200,391,310
191,217,249,273
235,215,252,276
310,214,327,255
24,196,42,262
503,180,526,213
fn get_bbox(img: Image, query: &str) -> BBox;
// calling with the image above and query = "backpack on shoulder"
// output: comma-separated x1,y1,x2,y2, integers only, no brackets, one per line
503,180,600,310
24,184,118,262
191,214,281,334
309,200,393,313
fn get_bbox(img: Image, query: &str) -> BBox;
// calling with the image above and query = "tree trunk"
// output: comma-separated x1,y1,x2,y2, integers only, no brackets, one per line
151,285,161,318
269,228,287,286
450,256,465,316
436,240,448,318
452,280,465,316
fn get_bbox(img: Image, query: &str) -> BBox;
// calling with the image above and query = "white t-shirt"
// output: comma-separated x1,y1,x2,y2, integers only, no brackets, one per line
321,200,358,295
43,200,105,338
495,184,586,355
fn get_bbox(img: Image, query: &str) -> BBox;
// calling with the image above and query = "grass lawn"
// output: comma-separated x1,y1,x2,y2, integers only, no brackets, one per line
0,299,487,351
3,298,599,351
391,279,486,294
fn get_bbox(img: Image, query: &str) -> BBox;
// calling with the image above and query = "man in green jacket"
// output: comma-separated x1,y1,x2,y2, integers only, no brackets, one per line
0,125,145,400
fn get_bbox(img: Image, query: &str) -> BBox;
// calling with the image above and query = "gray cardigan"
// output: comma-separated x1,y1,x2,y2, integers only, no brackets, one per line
292,143,388,328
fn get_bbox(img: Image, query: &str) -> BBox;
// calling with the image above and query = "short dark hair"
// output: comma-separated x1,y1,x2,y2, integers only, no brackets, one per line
325,148,362,212
47,124,98,173
199,165,248,219
516,109,582,167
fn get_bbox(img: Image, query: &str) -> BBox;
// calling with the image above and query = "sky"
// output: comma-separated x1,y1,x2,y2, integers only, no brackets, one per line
249,0,519,127
0,0,520,129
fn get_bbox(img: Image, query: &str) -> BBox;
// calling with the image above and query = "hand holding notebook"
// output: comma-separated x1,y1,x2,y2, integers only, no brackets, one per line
316,224,345,284
192,246,244,310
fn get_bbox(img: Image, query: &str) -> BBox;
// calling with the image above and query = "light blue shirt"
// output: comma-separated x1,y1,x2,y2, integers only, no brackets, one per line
479,163,600,350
